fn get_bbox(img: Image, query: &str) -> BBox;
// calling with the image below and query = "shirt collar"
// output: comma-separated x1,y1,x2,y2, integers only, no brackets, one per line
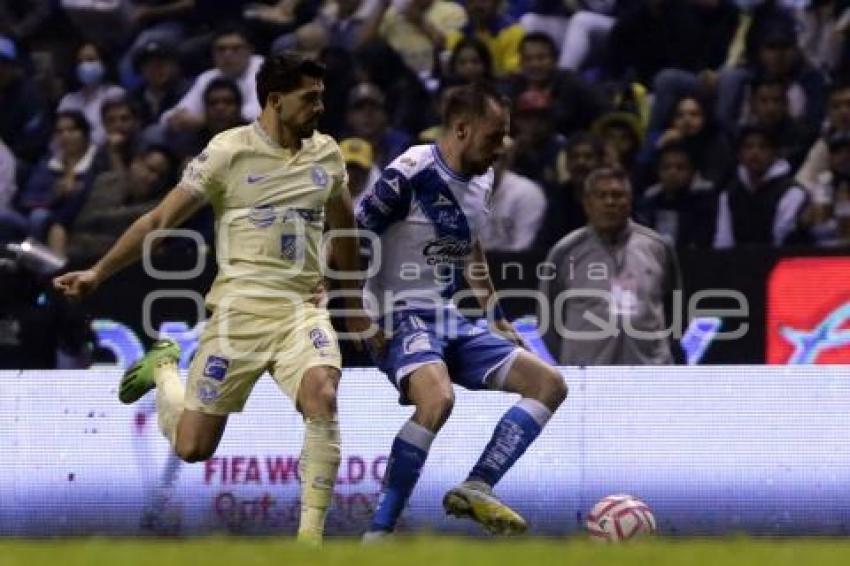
252,120,316,154
591,219,634,247
431,144,470,182
48,144,97,174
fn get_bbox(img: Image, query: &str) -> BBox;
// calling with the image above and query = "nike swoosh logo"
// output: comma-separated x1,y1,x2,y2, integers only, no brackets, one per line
246,175,266,184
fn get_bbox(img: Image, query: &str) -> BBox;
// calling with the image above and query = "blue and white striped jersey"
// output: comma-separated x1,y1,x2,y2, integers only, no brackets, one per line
355,144,494,316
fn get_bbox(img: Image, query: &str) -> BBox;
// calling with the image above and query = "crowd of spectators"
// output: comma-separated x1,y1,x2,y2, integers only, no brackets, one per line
1,0,850,266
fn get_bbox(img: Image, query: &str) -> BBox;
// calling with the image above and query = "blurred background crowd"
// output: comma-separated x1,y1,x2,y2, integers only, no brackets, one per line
0,0,849,367
2,0,850,260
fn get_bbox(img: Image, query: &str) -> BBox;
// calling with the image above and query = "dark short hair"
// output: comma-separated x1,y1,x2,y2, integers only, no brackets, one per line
255,51,325,108
566,131,605,158
751,76,788,96
441,82,506,127
737,124,778,149
141,143,180,188
55,110,91,141
448,37,494,80
100,96,139,121
204,77,243,108
520,32,558,59
657,141,695,166
212,24,253,47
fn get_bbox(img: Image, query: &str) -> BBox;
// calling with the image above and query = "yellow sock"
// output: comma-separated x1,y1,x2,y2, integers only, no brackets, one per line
154,360,184,446
297,417,341,544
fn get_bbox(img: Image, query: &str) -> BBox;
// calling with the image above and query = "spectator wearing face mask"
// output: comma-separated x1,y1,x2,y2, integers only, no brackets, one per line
57,42,125,145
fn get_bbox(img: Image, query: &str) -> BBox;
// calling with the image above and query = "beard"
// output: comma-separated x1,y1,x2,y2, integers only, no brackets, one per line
462,154,491,176
283,115,319,140
295,120,317,139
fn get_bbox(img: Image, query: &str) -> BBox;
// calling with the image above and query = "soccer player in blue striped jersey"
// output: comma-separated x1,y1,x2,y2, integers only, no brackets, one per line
356,84,568,537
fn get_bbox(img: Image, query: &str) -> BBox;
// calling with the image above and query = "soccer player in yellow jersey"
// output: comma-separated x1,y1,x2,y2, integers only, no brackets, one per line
53,53,371,544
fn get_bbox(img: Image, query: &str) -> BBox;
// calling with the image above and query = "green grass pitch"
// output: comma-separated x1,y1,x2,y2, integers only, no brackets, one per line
4,537,850,566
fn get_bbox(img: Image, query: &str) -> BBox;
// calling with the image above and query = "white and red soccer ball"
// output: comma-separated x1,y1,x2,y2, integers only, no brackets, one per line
585,494,656,542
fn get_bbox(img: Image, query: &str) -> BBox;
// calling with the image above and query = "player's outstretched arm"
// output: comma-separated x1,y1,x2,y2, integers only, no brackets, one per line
53,186,204,299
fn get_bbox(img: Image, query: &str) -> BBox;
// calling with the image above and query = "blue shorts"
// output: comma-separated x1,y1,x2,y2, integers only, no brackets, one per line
370,308,521,404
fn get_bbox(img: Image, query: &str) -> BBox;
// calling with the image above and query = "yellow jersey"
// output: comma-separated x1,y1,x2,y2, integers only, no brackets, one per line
179,122,347,316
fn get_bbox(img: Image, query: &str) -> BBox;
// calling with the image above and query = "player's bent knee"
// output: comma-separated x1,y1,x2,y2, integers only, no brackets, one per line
299,368,340,418
173,411,225,463
415,390,455,430
548,370,569,406
174,439,216,463
310,384,338,417
530,368,568,410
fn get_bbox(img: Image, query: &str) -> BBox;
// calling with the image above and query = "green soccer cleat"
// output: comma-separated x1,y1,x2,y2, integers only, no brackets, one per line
119,339,181,404
442,480,528,536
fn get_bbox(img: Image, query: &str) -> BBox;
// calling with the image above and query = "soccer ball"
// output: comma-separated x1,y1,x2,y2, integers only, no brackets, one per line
585,494,656,542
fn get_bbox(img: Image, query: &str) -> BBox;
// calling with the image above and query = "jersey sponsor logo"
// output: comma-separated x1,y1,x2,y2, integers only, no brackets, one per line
198,380,220,404
400,157,417,168
309,328,331,350
311,165,329,188
403,331,431,355
246,174,266,184
248,204,276,228
203,355,230,381
422,236,472,265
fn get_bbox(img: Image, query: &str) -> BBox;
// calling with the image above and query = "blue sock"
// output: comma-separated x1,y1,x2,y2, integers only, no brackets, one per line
467,399,552,487
370,420,435,532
